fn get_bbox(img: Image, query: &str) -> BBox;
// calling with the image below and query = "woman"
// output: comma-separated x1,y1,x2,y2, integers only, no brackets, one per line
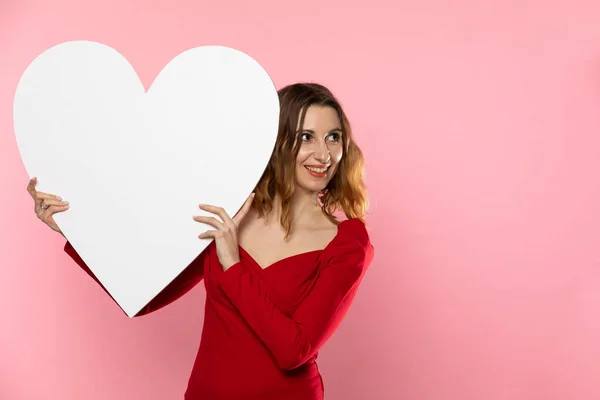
27,82,374,399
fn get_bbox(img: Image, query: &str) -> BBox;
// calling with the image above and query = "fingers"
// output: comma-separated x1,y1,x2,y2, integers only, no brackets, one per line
198,193,255,227
37,197,68,216
39,198,69,210
198,204,234,227
36,192,62,203
193,215,225,230
198,230,220,239
195,194,255,240
232,193,255,225
26,177,37,197
28,177,62,200
37,202,70,219
37,205,70,233
28,177,63,211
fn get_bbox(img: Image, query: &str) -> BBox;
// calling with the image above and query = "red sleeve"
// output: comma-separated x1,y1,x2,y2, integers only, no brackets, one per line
214,219,374,370
64,241,207,317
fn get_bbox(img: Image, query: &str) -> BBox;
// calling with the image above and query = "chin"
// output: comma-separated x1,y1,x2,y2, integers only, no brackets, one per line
299,177,333,193
296,171,335,193
295,183,323,194
295,165,338,194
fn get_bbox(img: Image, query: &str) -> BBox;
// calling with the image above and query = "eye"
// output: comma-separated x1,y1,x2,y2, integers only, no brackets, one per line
300,132,313,142
327,132,341,142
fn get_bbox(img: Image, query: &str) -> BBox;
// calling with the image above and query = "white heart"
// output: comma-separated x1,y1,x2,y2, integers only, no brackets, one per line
14,41,279,317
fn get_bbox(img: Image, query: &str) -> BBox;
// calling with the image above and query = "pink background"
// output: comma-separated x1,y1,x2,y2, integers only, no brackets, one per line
2,0,600,399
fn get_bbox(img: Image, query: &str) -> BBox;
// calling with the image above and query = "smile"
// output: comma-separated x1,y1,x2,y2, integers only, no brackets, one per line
304,165,330,178
305,165,329,173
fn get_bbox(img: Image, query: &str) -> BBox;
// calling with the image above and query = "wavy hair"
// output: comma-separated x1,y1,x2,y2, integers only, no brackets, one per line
253,82,368,238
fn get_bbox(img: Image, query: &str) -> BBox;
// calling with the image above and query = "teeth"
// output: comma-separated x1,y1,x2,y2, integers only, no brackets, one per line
306,166,327,173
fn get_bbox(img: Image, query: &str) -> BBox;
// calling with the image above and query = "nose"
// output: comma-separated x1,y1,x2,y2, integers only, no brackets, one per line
314,141,331,164
314,149,331,164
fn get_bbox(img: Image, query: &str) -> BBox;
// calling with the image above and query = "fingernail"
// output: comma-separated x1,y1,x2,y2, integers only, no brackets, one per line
252,193,256,198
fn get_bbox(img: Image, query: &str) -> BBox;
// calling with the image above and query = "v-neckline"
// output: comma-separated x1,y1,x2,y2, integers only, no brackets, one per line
237,219,349,272
239,246,323,272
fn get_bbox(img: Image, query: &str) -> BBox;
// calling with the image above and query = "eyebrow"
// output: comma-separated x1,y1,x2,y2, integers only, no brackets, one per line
301,128,343,133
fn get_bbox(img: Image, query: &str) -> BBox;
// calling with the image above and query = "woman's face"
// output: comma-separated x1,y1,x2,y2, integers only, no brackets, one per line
294,105,343,194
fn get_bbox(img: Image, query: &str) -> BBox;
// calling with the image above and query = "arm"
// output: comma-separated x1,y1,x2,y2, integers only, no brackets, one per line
215,225,374,370
64,241,207,317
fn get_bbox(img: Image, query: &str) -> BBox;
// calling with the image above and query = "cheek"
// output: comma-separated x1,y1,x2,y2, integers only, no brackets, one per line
331,147,343,163
296,147,311,163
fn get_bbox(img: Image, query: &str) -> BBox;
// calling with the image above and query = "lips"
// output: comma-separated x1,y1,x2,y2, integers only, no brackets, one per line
304,165,329,173
304,165,330,178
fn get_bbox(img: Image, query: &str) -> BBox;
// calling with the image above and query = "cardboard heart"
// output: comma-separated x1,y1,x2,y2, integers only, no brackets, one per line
14,41,279,317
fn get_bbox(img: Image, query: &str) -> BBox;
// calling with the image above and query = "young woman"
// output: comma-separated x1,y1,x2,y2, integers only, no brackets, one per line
27,82,374,399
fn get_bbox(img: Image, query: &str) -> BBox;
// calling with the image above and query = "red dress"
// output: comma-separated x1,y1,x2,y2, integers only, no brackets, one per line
64,218,374,399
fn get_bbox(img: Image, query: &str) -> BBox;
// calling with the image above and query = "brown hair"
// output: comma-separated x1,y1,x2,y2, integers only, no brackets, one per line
253,82,368,238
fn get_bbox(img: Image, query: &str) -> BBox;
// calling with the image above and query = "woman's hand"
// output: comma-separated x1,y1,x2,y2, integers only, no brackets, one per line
193,193,255,270
26,177,70,238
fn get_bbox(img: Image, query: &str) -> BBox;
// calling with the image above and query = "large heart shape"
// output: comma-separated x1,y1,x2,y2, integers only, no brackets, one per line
14,41,279,317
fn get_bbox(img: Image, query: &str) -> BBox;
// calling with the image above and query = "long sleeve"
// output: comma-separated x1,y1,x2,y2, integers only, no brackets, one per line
64,241,207,317
215,219,374,370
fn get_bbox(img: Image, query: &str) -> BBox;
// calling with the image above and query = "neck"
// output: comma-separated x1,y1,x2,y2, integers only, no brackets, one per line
270,189,322,226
